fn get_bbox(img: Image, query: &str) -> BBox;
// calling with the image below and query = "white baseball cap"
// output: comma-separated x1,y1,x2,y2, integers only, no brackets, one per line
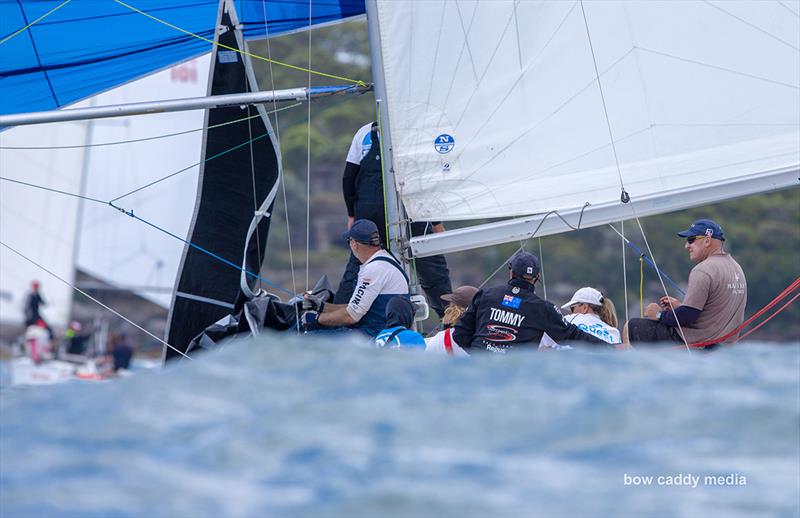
561,287,603,309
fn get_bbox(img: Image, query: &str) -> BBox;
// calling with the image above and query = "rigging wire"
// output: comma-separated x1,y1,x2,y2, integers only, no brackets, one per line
537,237,547,300
0,0,72,45
0,107,300,150
109,131,271,203
262,0,300,333
477,205,589,289
579,0,688,349
0,240,190,361
619,219,630,330
113,0,366,87
246,106,264,293
305,0,313,291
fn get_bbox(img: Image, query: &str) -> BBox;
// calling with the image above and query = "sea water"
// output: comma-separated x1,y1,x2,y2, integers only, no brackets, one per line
1,335,798,518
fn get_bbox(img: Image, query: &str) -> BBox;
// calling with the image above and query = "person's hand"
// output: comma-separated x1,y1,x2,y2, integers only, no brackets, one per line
301,310,320,330
302,292,326,312
645,303,661,320
659,296,681,310
347,216,355,229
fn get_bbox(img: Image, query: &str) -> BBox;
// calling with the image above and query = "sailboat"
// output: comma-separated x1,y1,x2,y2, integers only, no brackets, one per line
1,1,798,361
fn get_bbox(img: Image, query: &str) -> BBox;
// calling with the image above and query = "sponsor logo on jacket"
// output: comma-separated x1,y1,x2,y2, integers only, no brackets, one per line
352,280,371,306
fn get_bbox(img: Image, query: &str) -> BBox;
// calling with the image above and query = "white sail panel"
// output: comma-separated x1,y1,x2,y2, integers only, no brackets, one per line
0,124,85,328
0,55,210,331
375,0,800,222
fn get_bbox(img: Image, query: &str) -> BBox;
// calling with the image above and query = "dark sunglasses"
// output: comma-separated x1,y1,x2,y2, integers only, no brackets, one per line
686,235,708,244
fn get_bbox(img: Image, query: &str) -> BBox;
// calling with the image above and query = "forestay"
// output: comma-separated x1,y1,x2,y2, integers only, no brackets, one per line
373,0,799,224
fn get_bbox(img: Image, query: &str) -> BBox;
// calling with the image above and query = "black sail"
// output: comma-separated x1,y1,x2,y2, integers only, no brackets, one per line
164,1,281,360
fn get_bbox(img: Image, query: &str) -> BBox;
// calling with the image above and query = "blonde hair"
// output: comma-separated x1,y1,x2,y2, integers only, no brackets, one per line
442,302,467,327
588,296,618,328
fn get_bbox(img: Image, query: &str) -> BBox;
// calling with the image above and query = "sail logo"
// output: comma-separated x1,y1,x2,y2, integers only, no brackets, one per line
434,134,455,154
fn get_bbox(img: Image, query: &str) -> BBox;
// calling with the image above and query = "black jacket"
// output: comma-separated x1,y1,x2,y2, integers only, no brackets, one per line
453,278,606,352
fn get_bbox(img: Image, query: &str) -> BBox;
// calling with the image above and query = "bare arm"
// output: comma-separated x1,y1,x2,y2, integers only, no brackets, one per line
318,303,358,327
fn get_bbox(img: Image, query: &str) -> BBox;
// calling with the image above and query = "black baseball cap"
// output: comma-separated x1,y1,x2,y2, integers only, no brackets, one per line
509,251,540,279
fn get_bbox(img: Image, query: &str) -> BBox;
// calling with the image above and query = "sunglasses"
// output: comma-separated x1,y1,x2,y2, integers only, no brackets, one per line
686,235,708,244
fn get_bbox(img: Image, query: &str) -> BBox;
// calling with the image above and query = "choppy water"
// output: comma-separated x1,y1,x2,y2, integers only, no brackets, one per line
1,335,798,518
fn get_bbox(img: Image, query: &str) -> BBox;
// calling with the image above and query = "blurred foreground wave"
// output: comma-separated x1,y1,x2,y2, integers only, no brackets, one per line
1,334,798,518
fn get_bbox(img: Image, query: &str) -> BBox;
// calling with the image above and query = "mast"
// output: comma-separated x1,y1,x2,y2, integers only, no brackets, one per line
365,0,408,262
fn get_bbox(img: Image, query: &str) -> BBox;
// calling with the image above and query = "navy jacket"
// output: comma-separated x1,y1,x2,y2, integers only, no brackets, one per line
453,278,606,352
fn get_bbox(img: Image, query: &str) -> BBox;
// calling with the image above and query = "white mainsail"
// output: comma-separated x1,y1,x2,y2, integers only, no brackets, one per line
372,0,799,255
0,56,209,328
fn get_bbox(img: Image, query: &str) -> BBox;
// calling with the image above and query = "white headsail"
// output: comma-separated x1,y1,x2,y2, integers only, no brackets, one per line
372,0,799,255
0,56,209,328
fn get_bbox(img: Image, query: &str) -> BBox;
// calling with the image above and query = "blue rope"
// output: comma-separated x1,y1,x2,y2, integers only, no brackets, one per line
622,238,685,297
111,203,297,298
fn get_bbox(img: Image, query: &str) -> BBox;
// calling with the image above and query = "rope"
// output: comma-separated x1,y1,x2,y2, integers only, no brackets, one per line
639,255,644,318
619,219,629,329
538,237,547,300
1,0,72,45
682,277,800,349
113,0,366,87
606,224,686,297
0,240,189,360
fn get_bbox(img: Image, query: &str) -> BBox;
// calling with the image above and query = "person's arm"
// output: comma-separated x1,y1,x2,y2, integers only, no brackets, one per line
431,223,445,233
318,303,358,327
452,291,481,348
539,303,606,344
342,161,359,218
659,306,701,327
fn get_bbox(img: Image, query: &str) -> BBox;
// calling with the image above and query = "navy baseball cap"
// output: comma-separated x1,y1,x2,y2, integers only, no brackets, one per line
677,219,725,241
343,219,381,246
509,251,540,279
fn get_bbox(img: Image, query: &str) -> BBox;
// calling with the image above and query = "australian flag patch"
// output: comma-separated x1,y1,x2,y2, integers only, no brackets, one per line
501,295,521,309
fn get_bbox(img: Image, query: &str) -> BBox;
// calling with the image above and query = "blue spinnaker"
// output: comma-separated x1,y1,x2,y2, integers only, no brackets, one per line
0,0,365,116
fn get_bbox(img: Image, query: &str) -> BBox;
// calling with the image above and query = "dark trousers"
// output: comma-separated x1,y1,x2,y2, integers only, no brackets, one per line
333,252,452,319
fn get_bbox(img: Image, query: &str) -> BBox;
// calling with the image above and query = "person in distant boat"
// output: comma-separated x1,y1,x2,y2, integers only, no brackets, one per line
375,296,426,349
425,285,478,357
302,219,410,336
24,319,52,364
539,287,621,350
335,121,453,319
24,280,46,327
453,251,607,353
623,219,747,348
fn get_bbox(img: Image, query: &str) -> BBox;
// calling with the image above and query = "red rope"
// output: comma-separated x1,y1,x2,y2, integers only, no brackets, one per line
736,292,800,342
683,276,800,349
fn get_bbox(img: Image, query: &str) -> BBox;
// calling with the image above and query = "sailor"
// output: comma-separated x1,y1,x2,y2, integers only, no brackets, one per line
24,280,46,327
302,219,410,336
424,285,478,357
375,296,426,349
539,287,621,350
623,219,747,348
335,121,453,318
453,251,607,353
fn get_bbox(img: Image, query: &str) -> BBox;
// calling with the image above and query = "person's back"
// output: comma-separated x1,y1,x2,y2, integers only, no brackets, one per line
375,296,425,349
681,251,746,344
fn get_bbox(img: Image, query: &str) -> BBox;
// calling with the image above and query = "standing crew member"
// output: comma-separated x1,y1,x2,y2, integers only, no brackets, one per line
624,219,747,348
453,251,606,352
335,121,453,318
302,219,410,336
